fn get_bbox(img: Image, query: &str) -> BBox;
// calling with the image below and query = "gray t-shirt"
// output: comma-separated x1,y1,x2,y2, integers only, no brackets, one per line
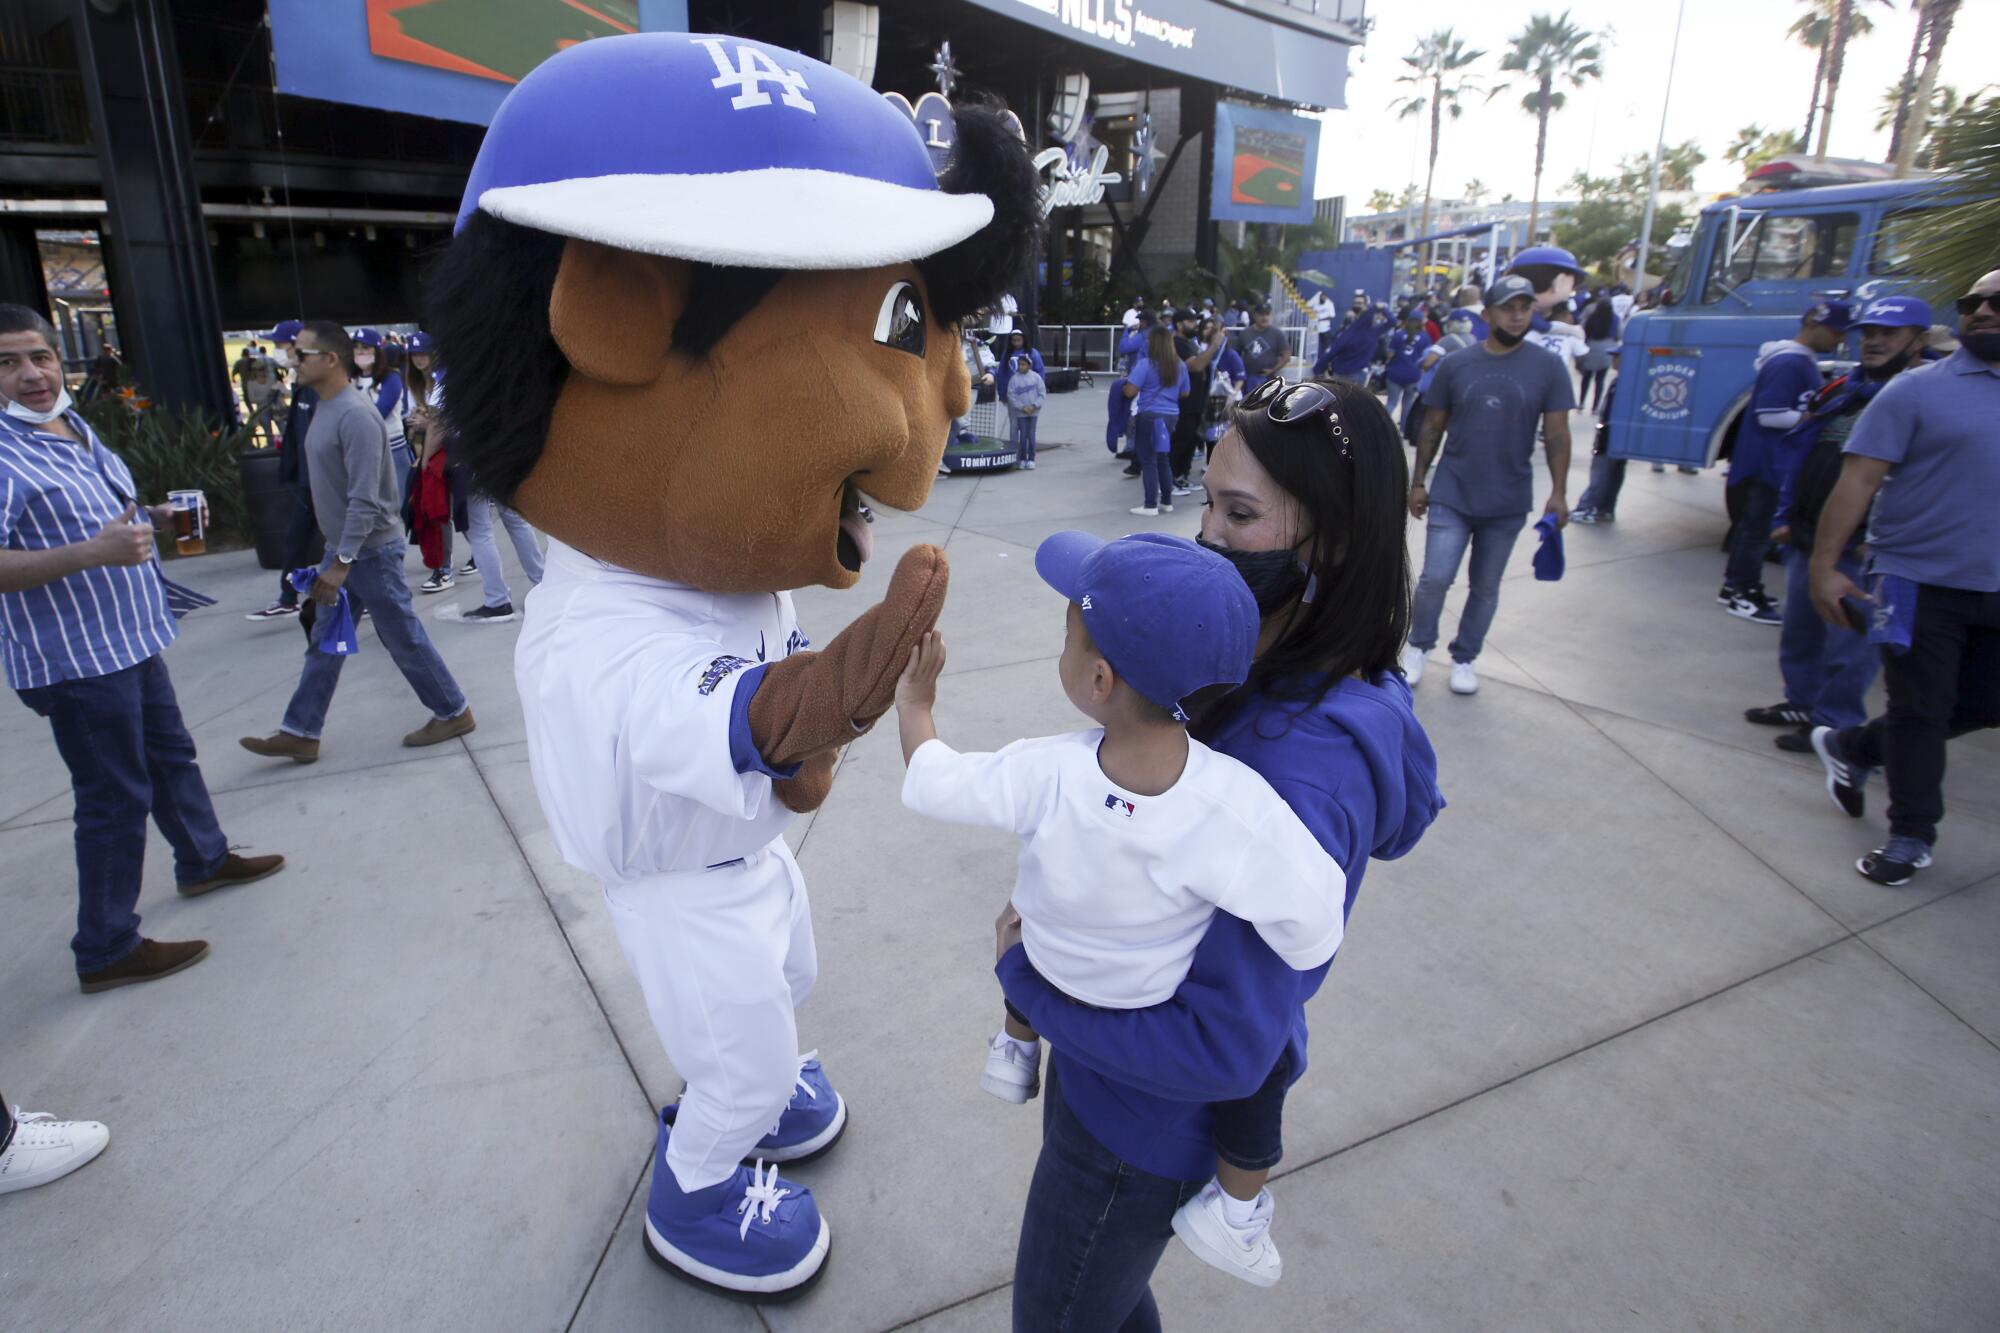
1845,349,2000,592
1426,342,1576,518
1237,326,1286,380
304,383,404,561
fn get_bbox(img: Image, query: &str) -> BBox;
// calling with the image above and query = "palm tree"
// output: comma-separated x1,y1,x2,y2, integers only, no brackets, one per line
1498,12,1602,239
1390,29,1488,252
1895,0,1962,175
1463,177,1488,204
1898,94,2000,302
1789,0,1880,152
1813,0,1893,159
1725,124,1796,177
1367,188,1403,214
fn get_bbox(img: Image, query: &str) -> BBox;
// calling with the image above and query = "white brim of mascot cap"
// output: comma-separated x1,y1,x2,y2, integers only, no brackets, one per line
478,168,995,271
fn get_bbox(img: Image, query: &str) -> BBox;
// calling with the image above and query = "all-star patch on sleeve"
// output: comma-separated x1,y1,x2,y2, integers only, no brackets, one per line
697,654,755,695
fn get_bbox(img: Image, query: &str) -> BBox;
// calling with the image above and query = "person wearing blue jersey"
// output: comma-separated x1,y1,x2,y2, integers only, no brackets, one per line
1000,376,1442,1327
1381,311,1431,423
0,305,285,993
1720,301,1851,624
1123,324,1190,517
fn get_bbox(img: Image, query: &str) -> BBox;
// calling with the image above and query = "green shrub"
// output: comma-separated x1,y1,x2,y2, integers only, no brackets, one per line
77,398,255,548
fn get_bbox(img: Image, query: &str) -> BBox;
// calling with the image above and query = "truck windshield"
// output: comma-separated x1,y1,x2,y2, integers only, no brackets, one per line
1702,210,1860,302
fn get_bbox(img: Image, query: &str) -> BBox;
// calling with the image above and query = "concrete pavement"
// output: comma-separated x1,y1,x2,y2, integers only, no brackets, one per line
3,383,1997,1331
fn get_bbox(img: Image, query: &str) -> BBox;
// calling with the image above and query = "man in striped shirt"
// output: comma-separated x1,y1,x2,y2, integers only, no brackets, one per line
0,305,285,993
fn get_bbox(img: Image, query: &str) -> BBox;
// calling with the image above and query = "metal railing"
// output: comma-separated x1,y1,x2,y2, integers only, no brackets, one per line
1031,322,1319,375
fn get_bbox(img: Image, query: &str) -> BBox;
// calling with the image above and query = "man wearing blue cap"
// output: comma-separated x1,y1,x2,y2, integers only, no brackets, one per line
1746,296,1932,752
896,531,1343,1287
1718,299,1853,625
1809,269,2000,886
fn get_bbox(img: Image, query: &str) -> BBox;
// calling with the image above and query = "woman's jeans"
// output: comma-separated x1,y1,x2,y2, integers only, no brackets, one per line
1408,502,1528,663
1011,411,1039,462
466,496,545,608
1135,413,1175,507
1582,367,1608,411
390,440,415,514
1383,378,1416,422
279,542,468,739
17,656,229,972
1779,548,1877,730
1012,1068,1203,1333
1577,452,1626,516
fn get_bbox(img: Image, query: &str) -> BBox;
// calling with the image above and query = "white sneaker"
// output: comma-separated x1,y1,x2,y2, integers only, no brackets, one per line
1450,661,1479,695
980,1031,1041,1104
1128,506,1159,517
1399,644,1427,687
1159,503,1174,513
1172,1179,1281,1287
0,1109,110,1194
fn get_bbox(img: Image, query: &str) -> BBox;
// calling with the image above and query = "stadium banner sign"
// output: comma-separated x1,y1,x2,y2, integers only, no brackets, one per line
1209,101,1319,225
959,0,1348,109
267,0,689,126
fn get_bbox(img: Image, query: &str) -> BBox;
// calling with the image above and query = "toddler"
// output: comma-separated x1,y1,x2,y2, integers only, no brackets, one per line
894,530,1345,1287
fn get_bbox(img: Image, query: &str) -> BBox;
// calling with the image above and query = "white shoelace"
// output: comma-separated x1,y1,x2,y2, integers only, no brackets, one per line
6,1109,61,1150
762,1052,823,1139
736,1160,790,1240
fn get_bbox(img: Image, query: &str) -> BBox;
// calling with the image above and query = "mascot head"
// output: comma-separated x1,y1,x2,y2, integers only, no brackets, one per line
1506,244,1587,316
429,34,1040,592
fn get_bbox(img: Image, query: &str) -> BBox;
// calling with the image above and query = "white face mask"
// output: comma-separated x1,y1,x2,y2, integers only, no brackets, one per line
354,353,376,372
4,387,74,425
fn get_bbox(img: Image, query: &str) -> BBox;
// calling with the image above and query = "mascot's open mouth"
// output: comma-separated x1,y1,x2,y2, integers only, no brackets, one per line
837,478,875,573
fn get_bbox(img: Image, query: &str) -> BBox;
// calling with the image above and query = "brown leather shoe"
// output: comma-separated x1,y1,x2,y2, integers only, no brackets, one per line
178,851,287,898
78,938,209,993
240,732,319,764
403,709,475,747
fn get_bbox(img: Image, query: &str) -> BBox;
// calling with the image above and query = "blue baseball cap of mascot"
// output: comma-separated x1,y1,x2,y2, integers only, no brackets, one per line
427,33,1041,593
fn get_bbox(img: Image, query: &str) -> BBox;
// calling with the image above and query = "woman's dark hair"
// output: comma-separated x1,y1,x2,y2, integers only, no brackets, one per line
425,97,1040,505
1146,324,1179,385
1198,376,1410,731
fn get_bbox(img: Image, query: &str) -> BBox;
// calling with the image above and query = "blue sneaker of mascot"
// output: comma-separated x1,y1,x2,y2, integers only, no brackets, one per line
426,33,1039,1302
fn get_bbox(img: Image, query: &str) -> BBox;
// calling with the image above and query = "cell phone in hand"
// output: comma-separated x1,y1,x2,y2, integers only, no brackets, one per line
1840,597,1870,633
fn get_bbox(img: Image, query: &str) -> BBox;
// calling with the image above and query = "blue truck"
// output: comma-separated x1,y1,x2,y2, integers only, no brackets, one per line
1607,178,1946,467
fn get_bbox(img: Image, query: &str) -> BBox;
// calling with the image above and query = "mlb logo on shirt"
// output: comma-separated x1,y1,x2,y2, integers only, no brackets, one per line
1104,794,1135,818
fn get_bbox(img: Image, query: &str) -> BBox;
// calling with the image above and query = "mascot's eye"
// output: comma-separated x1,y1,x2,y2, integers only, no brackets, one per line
873,282,927,358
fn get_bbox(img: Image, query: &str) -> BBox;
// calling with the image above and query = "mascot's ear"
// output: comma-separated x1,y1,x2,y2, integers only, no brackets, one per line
549,240,688,385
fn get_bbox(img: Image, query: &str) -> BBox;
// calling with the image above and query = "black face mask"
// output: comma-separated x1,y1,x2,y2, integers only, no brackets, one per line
1198,539,1309,613
1959,330,2000,362
1862,347,1918,381
1490,324,1527,348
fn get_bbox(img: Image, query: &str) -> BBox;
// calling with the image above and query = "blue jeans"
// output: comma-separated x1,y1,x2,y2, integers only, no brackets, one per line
1135,413,1175,508
1779,548,1877,729
1577,452,1626,516
1383,379,1416,422
1409,502,1527,663
1011,412,1039,461
1724,478,1778,593
18,655,229,972
390,440,416,515
467,496,545,609
279,542,468,739
1012,1068,1203,1332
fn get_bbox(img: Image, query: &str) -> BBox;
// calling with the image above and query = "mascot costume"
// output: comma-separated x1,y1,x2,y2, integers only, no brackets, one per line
1508,243,1590,351
427,34,1039,1300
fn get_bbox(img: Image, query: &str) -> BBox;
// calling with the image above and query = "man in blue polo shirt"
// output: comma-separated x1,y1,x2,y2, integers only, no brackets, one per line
1808,270,2000,886
0,305,286,992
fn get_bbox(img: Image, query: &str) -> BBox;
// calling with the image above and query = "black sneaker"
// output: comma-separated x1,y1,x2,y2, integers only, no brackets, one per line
1726,588,1781,625
1810,726,1868,819
419,569,455,594
244,602,299,621
1121,465,1142,478
462,602,515,624
1857,837,1933,887
1716,583,1741,607
459,558,477,575
1745,702,1811,727
1773,728,1814,753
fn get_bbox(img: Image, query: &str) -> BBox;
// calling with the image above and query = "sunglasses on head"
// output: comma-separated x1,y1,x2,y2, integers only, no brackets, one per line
1238,378,1353,460
1956,293,2000,317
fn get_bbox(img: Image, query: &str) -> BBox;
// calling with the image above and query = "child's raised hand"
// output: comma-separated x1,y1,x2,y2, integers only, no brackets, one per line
895,630,946,709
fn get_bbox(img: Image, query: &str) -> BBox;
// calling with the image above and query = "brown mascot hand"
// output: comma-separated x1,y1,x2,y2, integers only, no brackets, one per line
771,750,838,814
748,544,949,769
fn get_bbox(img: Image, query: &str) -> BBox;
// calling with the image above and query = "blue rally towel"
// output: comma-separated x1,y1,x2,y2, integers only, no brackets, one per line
1865,571,1917,656
1532,513,1565,581
286,565,360,656
1105,377,1133,452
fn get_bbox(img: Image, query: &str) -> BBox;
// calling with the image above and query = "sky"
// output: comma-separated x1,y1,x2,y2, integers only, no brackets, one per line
1313,0,2000,212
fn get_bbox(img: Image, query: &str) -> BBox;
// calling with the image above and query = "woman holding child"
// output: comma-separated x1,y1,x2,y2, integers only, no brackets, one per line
996,377,1443,1328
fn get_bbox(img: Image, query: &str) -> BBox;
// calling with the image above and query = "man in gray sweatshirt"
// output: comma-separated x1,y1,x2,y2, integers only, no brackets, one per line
241,320,472,762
